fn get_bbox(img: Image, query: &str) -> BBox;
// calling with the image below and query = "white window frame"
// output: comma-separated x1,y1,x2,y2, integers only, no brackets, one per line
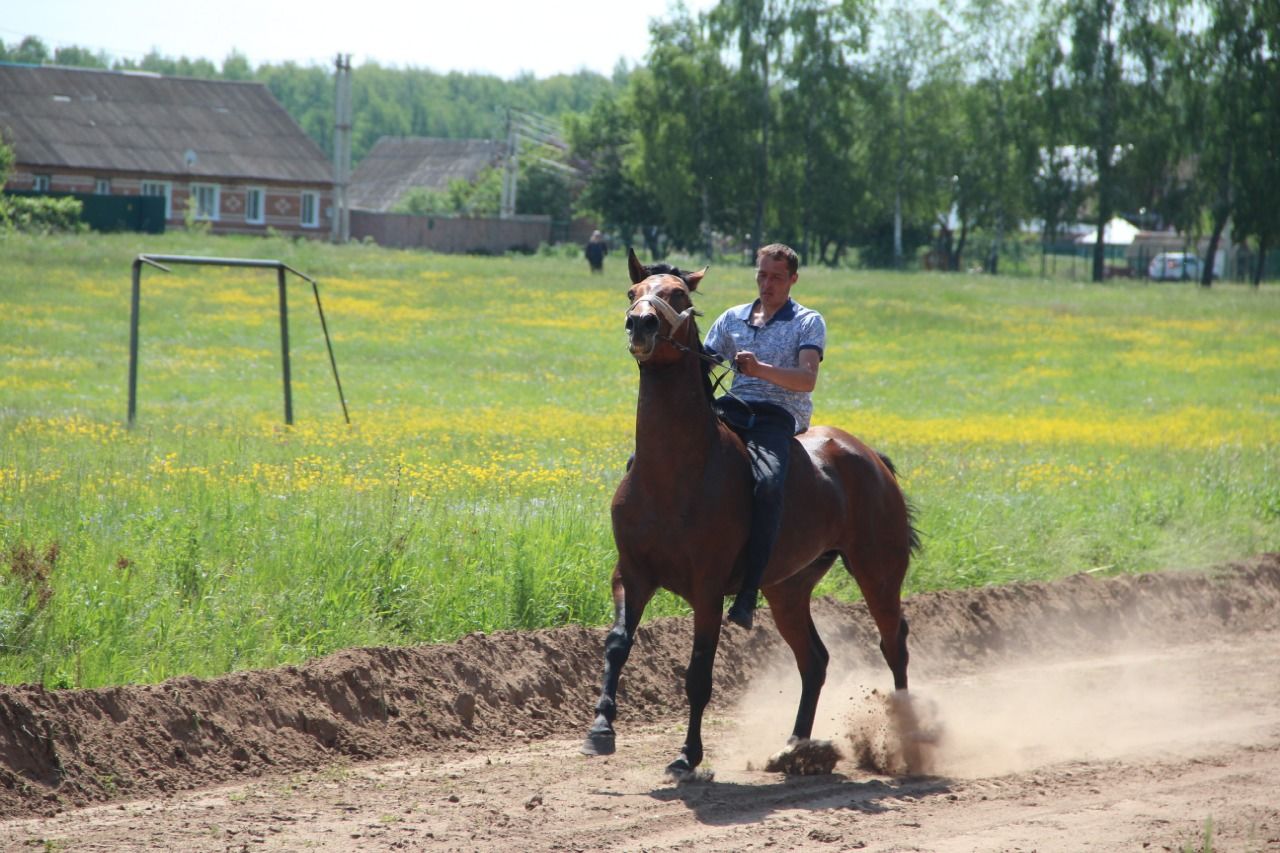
190,183,220,221
32,174,51,192
245,187,265,225
300,190,319,228
140,181,172,219
95,178,111,195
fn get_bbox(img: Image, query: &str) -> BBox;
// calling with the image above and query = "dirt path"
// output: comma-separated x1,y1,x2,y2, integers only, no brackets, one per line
3,556,1279,852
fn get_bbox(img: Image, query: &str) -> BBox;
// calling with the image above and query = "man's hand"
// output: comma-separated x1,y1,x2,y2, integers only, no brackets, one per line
733,349,820,392
733,351,762,376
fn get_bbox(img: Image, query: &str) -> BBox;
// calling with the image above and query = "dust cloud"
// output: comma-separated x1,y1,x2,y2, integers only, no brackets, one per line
718,620,1267,779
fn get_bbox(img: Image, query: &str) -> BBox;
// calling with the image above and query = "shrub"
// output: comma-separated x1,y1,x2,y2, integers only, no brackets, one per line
0,194,87,234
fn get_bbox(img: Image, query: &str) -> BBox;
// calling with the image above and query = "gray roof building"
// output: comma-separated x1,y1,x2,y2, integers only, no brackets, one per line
348,136,504,212
0,63,332,184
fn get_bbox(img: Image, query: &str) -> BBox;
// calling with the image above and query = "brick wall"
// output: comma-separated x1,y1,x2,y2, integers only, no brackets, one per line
4,169,332,237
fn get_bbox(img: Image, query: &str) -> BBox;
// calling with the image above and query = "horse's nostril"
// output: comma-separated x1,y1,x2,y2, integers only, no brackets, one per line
626,313,660,335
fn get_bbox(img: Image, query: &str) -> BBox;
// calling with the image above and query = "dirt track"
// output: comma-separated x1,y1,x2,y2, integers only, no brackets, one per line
3,555,1279,851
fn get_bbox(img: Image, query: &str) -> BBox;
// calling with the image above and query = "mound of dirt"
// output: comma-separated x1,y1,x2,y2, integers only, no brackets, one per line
1,555,1277,818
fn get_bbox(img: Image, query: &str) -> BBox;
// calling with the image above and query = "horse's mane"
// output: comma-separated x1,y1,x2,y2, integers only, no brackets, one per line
639,261,715,403
640,261,692,283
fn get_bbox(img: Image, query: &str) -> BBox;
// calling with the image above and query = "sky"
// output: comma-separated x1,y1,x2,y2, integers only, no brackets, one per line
3,0,722,79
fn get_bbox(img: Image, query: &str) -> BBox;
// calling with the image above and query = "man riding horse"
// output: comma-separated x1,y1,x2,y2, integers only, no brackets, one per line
704,243,825,630
583,243,914,779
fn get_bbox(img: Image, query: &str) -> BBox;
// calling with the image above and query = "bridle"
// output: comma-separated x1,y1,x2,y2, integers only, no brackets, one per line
628,292,699,334
626,289,743,399
626,278,760,425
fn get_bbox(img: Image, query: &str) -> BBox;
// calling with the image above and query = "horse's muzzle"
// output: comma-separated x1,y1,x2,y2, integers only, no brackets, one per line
625,312,660,360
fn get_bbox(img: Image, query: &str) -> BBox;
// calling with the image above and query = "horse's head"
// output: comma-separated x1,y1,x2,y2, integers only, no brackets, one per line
624,248,706,364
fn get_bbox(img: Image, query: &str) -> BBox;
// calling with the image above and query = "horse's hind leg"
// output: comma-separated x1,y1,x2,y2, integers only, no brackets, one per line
880,610,909,691
582,565,654,756
765,559,834,742
844,551,910,691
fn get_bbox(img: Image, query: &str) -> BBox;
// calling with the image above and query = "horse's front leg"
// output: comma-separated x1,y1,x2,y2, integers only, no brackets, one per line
582,565,653,756
665,604,723,780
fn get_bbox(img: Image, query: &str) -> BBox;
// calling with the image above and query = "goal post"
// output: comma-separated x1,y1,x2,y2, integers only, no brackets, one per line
127,254,350,427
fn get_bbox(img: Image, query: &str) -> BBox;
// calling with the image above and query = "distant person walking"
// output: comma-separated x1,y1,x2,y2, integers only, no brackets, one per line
585,230,608,274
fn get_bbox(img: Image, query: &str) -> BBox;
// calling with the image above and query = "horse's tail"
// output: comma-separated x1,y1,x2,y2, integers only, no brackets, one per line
877,451,922,556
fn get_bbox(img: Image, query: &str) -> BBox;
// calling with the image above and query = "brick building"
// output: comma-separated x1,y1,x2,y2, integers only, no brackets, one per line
0,63,333,236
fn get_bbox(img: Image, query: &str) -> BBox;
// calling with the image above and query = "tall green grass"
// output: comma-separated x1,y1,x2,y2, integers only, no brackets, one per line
2,231,1277,687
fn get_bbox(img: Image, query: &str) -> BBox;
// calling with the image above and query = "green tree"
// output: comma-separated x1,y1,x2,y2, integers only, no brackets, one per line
392,186,451,215
708,0,798,257
1230,1,1280,285
565,95,664,256
1184,0,1280,286
1024,16,1085,272
52,46,109,68
515,145,576,225
2,36,51,65
0,135,13,193
956,0,1040,274
1059,0,1177,281
772,0,873,265
449,167,503,216
629,11,754,255
865,0,959,268
1064,0,1123,282
221,51,254,81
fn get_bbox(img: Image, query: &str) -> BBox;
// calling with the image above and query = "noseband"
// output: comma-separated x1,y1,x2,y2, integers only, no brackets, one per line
627,292,700,334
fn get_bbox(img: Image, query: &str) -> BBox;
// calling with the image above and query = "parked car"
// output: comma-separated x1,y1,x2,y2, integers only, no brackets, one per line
1148,252,1202,281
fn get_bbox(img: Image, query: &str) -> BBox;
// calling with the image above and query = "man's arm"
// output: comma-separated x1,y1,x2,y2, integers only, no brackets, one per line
733,348,820,392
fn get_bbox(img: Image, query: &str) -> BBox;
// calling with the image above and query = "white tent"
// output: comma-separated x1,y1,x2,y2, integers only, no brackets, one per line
1076,217,1140,245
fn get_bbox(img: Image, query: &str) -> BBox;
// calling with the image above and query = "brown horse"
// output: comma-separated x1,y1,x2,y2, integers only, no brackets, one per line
581,250,919,780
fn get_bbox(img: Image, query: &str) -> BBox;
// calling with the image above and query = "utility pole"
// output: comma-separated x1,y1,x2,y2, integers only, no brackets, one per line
497,107,577,224
500,108,519,219
331,53,352,243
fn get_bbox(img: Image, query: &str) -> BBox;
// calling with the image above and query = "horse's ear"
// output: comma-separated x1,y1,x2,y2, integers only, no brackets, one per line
685,266,709,292
627,248,647,284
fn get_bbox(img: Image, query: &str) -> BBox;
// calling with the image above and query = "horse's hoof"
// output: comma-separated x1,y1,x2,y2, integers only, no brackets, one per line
664,758,714,783
581,730,616,756
765,739,842,775
664,756,694,781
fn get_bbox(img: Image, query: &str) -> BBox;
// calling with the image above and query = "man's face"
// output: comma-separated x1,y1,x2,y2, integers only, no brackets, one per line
756,256,798,312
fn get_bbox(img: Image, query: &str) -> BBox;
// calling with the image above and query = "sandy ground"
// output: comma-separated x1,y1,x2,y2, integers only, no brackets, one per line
3,555,1279,852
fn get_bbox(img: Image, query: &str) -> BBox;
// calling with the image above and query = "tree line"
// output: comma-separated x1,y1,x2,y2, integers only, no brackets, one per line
568,0,1277,284
4,0,1277,284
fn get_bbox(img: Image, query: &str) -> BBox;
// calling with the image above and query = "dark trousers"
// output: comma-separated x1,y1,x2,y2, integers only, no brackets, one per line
715,398,794,598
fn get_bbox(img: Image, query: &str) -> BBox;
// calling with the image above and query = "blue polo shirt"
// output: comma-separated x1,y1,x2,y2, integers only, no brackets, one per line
703,298,826,432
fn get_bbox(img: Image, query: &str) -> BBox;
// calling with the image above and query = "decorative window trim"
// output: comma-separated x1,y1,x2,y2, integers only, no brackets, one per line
190,183,220,221
140,181,173,219
300,191,319,228
245,187,266,225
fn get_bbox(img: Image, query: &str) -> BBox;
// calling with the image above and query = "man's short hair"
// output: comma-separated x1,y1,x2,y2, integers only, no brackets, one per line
756,243,799,276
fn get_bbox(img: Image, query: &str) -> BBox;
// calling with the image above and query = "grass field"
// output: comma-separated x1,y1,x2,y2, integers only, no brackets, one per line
2,231,1277,688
